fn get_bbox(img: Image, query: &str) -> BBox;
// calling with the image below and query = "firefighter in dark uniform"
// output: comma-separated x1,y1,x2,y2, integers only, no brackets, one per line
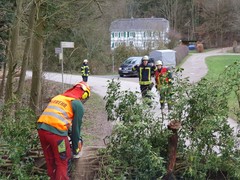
81,59,90,82
132,55,157,98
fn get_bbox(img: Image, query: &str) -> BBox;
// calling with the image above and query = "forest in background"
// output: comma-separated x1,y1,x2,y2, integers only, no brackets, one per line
0,1,240,179
1,0,240,113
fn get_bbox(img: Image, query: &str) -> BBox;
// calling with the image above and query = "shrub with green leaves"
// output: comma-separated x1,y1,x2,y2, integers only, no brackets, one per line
100,79,168,179
100,64,240,179
219,61,240,120
169,66,240,179
0,104,48,180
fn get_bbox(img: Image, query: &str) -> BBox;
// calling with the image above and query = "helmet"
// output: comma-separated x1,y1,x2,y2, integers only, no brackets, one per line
83,59,88,63
63,81,91,100
142,55,149,61
77,81,91,99
155,60,163,66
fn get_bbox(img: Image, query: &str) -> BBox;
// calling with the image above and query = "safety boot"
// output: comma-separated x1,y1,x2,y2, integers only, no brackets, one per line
160,103,165,109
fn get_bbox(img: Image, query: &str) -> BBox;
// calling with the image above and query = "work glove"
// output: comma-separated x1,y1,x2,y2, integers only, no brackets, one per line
73,138,83,159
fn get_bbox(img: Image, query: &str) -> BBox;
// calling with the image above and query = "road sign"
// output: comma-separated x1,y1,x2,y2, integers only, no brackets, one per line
55,47,62,54
61,41,74,48
59,41,74,92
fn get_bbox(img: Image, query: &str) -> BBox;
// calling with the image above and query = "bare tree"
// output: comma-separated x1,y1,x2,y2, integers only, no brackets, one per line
229,0,240,34
29,0,44,114
197,0,234,46
5,0,23,103
16,1,36,106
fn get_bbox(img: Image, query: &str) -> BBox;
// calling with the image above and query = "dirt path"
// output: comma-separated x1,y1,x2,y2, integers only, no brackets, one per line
181,47,234,83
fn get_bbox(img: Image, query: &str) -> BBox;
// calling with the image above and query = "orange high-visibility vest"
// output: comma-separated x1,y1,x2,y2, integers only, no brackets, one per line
37,95,75,131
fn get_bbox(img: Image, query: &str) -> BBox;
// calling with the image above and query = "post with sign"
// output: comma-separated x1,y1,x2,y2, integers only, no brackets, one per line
58,41,74,91
55,47,62,63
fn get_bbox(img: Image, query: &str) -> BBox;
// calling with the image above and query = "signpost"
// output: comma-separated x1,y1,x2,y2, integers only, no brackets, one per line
55,41,74,92
61,42,74,48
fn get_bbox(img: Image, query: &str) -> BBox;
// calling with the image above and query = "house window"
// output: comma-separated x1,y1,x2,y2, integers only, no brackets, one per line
129,32,135,37
114,32,118,37
120,32,124,37
147,32,152,37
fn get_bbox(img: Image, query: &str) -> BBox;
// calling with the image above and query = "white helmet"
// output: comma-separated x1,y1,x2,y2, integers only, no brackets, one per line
155,60,163,66
83,59,88,63
142,55,149,61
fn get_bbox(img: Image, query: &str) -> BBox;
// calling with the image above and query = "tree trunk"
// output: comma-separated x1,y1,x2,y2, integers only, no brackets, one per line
4,0,23,103
0,62,7,97
164,120,181,180
29,0,44,114
16,1,36,106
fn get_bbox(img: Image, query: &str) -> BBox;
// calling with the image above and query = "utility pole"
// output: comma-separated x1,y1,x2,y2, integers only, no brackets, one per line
55,41,74,92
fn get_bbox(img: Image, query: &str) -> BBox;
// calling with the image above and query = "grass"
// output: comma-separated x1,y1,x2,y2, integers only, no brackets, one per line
205,55,240,79
205,55,240,120
81,91,108,146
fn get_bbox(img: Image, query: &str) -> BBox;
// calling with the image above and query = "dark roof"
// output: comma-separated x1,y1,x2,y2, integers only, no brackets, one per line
109,18,169,32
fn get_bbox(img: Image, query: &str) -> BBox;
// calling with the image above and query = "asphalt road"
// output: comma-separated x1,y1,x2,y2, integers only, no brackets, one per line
26,47,239,133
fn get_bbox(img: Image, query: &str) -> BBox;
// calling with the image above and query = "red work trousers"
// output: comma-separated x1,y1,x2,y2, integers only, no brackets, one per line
38,129,71,180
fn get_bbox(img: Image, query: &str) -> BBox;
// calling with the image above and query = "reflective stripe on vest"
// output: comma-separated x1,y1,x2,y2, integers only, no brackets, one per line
81,65,89,76
37,95,75,131
139,67,152,85
46,105,70,120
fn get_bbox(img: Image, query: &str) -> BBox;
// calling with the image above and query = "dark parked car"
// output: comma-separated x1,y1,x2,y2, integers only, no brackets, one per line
118,57,155,77
118,57,142,77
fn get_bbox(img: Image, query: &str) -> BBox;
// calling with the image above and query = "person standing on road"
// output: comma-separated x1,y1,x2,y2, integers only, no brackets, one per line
132,55,156,99
81,59,90,82
154,60,173,110
37,81,91,180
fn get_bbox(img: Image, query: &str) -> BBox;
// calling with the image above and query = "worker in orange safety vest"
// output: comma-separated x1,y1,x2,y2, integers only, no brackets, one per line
37,81,90,180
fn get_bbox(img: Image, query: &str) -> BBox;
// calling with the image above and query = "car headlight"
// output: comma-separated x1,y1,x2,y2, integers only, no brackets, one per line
119,67,122,70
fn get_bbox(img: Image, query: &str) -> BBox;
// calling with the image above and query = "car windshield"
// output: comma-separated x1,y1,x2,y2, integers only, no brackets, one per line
124,58,135,65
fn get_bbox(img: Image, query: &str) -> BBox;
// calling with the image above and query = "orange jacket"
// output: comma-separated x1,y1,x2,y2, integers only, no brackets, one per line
37,95,75,132
155,67,169,84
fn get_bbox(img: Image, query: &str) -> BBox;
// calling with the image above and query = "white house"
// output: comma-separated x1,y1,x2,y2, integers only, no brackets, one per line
109,17,169,50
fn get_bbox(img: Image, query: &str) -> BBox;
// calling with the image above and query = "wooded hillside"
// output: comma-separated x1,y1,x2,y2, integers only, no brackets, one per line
0,0,240,117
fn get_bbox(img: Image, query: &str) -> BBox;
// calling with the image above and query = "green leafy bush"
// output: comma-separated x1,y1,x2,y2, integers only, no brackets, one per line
0,105,48,179
169,67,240,179
99,80,169,179
100,66,240,179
